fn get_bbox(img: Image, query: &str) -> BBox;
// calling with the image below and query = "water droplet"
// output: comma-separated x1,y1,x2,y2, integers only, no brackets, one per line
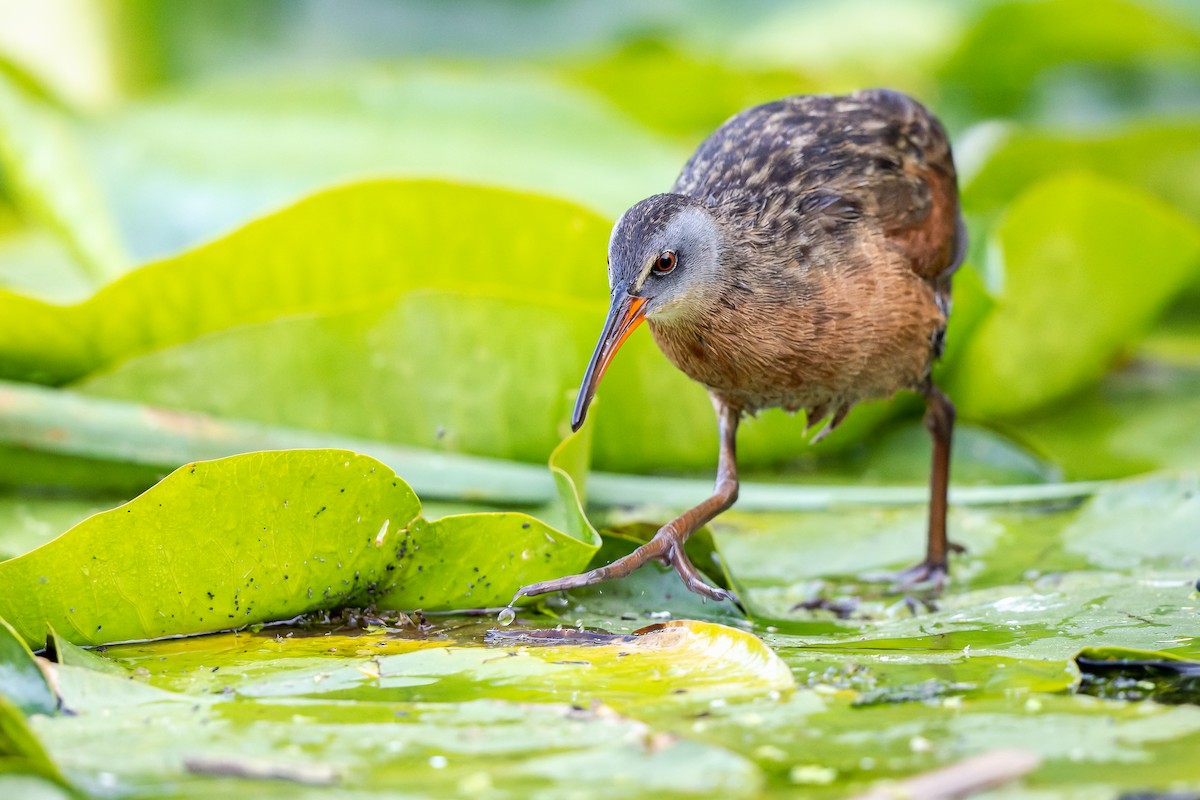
497,607,516,626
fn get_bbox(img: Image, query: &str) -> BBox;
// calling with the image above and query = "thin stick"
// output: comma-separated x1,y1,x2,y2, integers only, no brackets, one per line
183,756,338,786
845,748,1041,800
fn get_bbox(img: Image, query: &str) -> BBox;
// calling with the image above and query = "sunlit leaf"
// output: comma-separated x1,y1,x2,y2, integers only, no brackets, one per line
0,448,597,648
0,451,417,647
31,627,776,798
106,619,793,709
0,180,612,386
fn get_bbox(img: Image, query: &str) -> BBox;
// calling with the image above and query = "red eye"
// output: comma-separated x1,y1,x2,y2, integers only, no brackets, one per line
653,250,677,274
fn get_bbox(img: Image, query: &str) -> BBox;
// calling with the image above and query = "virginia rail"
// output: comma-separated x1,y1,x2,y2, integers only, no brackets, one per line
519,89,965,607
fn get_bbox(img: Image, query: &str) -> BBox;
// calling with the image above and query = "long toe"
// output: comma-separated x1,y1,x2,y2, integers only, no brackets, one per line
668,544,745,611
516,565,613,599
517,535,672,600
682,574,744,609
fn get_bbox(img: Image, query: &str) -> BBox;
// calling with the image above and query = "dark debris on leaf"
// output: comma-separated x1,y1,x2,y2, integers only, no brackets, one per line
1076,653,1200,706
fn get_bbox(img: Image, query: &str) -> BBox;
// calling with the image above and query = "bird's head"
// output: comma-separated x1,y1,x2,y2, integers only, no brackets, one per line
571,193,725,430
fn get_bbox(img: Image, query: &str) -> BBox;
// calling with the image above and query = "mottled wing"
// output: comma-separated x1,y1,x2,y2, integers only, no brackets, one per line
673,89,965,283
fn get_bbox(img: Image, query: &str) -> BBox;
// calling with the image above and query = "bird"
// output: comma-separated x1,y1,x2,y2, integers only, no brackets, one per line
516,88,965,608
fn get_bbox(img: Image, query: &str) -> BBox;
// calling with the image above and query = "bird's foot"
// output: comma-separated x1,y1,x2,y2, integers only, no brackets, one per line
513,529,744,612
867,541,964,596
791,596,860,619
885,559,949,594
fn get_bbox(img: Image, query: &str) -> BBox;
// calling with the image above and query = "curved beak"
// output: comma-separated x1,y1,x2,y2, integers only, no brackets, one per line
571,292,648,431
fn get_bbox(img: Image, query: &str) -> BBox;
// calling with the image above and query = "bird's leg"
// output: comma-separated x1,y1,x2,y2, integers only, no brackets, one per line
515,399,743,608
891,381,959,592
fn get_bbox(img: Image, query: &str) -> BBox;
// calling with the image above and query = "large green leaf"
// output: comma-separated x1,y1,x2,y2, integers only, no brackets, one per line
0,450,419,646
74,285,890,474
946,172,1200,417
0,180,612,385
23,466,1197,799
102,619,793,709
0,447,598,647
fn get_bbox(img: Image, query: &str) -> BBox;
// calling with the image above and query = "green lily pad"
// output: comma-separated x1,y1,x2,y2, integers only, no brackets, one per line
30,621,785,799
0,446,598,648
1060,474,1200,569
103,619,793,710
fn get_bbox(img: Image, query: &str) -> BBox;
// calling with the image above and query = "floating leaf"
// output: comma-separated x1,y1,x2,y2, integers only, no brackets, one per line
105,619,793,709
1060,474,1200,569
33,621,780,799
0,447,598,647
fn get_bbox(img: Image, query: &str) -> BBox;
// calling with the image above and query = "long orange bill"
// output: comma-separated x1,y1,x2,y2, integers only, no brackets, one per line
571,293,648,431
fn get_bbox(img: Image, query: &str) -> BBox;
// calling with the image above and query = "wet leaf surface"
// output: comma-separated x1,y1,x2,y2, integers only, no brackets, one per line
2,453,1199,797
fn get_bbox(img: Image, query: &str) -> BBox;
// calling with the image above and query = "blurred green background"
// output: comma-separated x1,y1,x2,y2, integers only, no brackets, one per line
2,6,1200,799
1,0,1199,490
